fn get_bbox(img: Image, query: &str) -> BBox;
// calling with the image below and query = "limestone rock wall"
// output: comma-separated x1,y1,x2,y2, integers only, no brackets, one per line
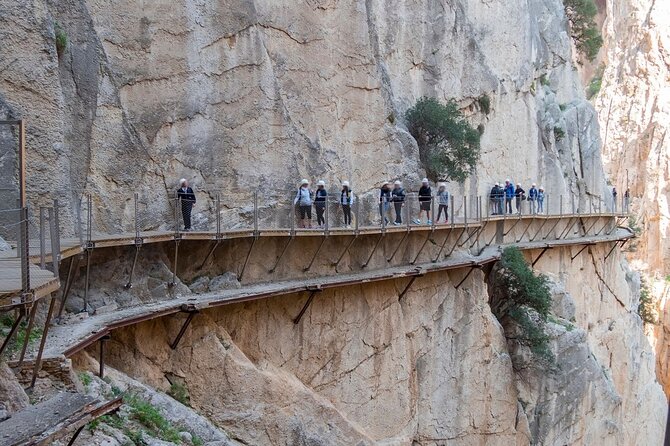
594,0,670,396
91,246,665,445
0,0,611,232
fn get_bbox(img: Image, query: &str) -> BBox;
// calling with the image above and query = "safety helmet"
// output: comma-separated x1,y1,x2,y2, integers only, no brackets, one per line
342,181,350,187
505,179,510,183
394,180,402,185
495,182,499,186
532,183,536,187
317,180,325,187
300,179,309,185
422,178,429,183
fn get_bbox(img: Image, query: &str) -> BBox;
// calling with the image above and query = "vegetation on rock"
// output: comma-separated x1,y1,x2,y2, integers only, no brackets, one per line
490,247,554,366
405,96,481,183
54,22,67,56
587,64,605,99
638,278,657,325
563,0,603,61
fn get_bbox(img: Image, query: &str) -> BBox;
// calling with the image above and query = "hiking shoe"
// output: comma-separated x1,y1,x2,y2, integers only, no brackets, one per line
427,220,432,225
413,219,421,225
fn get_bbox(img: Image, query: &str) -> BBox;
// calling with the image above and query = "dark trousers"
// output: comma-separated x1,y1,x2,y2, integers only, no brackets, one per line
342,204,351,225
394,202,403,223
316,203,326,225
181,202,193,229
437,204,448,221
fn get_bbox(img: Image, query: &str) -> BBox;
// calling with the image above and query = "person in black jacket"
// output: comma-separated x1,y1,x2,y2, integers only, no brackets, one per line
314,180,328,228
414,178,432,225
177,179,196,231
391,180,406,225
514,183,526,214
379,182,391,226
490,183,500,215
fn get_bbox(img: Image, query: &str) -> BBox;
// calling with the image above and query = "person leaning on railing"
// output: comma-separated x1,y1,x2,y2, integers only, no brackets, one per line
177,179,196,231
437,183,449,223
379,182,391,225
391,180,406,225
528,183,538,214
414,178,432,225
514,183,526,214
314,180,327,228
537,186,545,213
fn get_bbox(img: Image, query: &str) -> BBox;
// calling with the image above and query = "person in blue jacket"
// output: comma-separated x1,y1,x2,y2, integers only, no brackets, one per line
528,183,538,214
504,179,515,214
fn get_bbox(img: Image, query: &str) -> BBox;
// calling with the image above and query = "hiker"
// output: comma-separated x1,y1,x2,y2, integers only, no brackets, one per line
379,182,391,226
315,180,327,228
437,183,449,223
497,182,505,215
391,180,406,225
528,183,538,214
293,179,313,228
515,183,526,214
504,179,515,214
489,183,500,215
414,178,432,225
340,181,354,227
177,179,196,231
537,186,545,213
612,187,618,212
624,189,630,213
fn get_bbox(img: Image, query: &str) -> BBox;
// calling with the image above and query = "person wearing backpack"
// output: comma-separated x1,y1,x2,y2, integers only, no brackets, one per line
340,181,354,227
489,183,499,215
314,180,327,228
437,183,449,223
514,183,526,214
293,179,313,228
391,180,406,225
528,183,538,214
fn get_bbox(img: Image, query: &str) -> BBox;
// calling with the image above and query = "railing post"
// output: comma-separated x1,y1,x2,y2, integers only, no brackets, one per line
174,196,181,235
589,196,592,215
20,207,30,299
216,193,221,237
39,206,46,269
559,195,563,216
450,195,454,228
86,193,92,243
325,195,330,235
431,194,435,229
290,200,296,235
133,192,139,241
253,191,259,236
48,207,59,274
463,196,468,226
354,194,360,233
571,194,575,215
76,195,83,246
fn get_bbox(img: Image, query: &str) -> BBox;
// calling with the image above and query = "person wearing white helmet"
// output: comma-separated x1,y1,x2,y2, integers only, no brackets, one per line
489,182,500,215
537,186,545,213
504,179,514,214
293,179,313,228
413,178,432,225
176,178,196,231
314,180,327,228
528,183,538,214
340,181,354,227
514,183,526,214
391,180,406,225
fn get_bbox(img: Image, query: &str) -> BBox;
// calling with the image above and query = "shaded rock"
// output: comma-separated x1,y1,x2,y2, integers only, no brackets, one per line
208,272,240,292
189,276,210,294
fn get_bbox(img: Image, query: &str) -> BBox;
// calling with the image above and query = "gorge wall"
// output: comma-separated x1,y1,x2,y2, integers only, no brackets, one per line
1,0,610,231
594,0,670,396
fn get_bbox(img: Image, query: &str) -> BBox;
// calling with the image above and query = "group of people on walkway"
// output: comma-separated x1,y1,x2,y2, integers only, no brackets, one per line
293,179,355,228
489,180,544,215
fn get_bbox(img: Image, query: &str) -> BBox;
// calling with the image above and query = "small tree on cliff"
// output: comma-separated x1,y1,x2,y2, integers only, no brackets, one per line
563,0,603,61
490,247,554,366
405,97,480,183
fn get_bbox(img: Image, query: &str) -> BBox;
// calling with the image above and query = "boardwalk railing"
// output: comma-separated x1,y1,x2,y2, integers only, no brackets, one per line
60,189,630,243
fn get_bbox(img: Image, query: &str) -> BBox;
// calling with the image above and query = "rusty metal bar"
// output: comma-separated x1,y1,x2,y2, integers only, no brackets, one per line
604,241,621,261
293,290,319,324
387,231,409,263
333,234,357,268
559,217,580,239
398,276,418,301
529,218,549,241
458,227,479,248
570,244,591,261
168,239,180,287
49,206,60,274
66,425,86,446
516,217,534,242
0,311,24,356
39,207,46,269
170,311,198,350
238,237,257,281
124,245,141,289
304,236,327,272
598,218,614,236
200,240,220,269
83,244,93,313
18,120,26,208
542,217,563,240
455,265,480,289
531,247,551,267
502,215,521,237
18,299,40,366
445,227,467,257
98,334,111,378
57,256,77,321
362,234,384,268
432,228,453,263
30,295,57,389
583,217,599,236
270,237,293,273
410,230,433,265
20,207,30,299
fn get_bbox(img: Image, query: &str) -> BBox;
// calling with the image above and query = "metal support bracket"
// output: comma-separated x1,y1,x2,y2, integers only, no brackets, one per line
387,231,410,263
168,239,180,287
531,247,552,267
458,227,479,248
362,234,384,268
98,334,111,378
170,307,199,350
598,218,613,236
270,236,294,273
333,235,358,269
410,230,433,265
238,237,258,282
445,228,467,258
293,289,321,324
432,229,453,263
200,239,222,269
516,218,534,243
124,244,142,289
18,299,40,366
570,244,593,261
542,217,563,241
455,264,482,289
83,245,94,313
503,216,521,237
29,295,57,389
529,218,548,242
583,217,599,236
304,236,327,272
57,256,78,322
604,241,621,261
0,311,24,356
398,275,421,301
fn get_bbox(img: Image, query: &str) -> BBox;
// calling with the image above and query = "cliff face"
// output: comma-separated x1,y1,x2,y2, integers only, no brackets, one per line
1,0,610,229
594,0,670,395
90,246,665,445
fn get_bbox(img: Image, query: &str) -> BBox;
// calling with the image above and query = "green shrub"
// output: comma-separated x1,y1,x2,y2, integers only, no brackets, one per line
405,97,481,183
0,316,42,355
628,214,641,235
638,278,657,325
490,247,554,365
587,64,605,99
78,371,92,387
559,103,567,112
54,22,67,56
167,382,190,406
477,95,491,115
540,74,550,86
554,126,565,141
563,0,603,61
124,394,182,443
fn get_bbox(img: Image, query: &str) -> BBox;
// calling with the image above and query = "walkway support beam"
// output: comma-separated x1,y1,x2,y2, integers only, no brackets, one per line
30,295,57,389
0,311,24,356
18,299,40,366
532,247,552,267
455,265,481,289
98,334,111,378
294,290,320,324
411,231,433,265
304,237,327,272
170,309,198,350
362,234,384,268
270,237,293,273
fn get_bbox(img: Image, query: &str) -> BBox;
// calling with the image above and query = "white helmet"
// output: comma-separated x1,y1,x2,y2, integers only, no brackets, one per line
394,180,402,185
342,181,350,187
300,179,309,185
539,185,544,190
505,178,510,183
439,182,446,188
532,183,536,187
179,178,187,186
317,180,325,186
422,178,429,183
